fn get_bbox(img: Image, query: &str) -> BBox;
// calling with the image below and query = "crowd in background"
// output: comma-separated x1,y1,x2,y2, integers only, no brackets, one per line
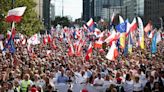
0,27,164,92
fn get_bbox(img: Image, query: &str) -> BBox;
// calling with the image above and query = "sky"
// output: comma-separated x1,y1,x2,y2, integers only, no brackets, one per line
51,0,82,21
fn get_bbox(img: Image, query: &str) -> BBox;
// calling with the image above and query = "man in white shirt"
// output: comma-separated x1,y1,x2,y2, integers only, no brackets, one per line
93,73,104,92
74,71,86,84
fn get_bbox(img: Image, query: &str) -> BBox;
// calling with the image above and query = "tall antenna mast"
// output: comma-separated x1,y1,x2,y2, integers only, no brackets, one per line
62,0,64,17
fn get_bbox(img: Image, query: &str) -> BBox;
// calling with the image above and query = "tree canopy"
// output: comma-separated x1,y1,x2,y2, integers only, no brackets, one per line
51,16,71,27
0,0,44,36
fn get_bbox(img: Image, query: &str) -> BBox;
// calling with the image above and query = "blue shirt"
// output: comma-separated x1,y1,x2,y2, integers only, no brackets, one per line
57,75,69,84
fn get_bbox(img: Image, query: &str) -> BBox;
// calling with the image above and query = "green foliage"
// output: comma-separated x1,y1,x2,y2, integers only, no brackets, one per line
74,18,83,27
0,0,44,36
51,16,71,27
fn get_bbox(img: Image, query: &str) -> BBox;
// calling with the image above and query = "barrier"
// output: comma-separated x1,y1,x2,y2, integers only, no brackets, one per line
55,83,109,92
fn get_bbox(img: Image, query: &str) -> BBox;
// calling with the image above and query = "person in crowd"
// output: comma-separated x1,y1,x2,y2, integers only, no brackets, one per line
20,74,33,92
123,73,133,92
93,73,104,86
57,69,69,84
7,82,14,92
133,75,143,92
30,85,38,92
13,80,21,92
0,27,163,92
105,84,117,92
152,82,163,92
144,76,155,92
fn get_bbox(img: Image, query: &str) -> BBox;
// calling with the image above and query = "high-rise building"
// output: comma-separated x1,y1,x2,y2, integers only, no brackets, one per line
50,1,55,21
43,0,51,29
82,0,94,22
34,0,43,20
94,0,123,21
94,0,102,18
123,0,164,27
123,0,144,21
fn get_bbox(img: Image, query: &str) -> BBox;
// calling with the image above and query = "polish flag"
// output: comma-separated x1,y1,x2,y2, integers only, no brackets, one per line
51,37,57,49
144,21,153,33
106,42,119,61
86,18,95,32
43,36,48,45
68,40,74,56
87,18,94,27
94,33,104,48
6,6,26,23
94,40,103,48
105,30,120,44
7,30,11,40
125,20,131,37
76,30,82,39
85,42,92,61
94,28,101,37
48,34,52,43
129,18,138,32
27,34,40,45
76,40,83,56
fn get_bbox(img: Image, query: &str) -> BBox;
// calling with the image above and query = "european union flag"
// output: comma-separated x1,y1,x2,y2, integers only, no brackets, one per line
3,35,16,54
115,21,127,33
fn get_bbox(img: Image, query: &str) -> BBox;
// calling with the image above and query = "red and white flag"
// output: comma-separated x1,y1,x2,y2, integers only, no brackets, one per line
85,42,92,61
43,36,48,45
94,28,101,37
7,30,11,40
68,39,74,56
130,18,138,32
48,34,52,43
94,32,104,48
106,42,119,61
104,30,120,44
144,21,153,33
27,34,40,45
76,40,83,56
6,6,26,23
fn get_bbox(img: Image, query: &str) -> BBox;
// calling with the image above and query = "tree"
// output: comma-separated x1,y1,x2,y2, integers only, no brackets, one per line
0,0,43,36
51,16,71,27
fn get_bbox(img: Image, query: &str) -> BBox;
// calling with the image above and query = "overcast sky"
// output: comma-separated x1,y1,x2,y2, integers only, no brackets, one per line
51,0,82,21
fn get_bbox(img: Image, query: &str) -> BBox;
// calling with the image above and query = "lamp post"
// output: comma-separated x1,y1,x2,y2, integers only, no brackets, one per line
12,0,15,9
62,0,64,17
160,17,163,30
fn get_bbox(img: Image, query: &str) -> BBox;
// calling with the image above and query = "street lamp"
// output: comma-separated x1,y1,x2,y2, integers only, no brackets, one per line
160,17,163,30
12,0,15,9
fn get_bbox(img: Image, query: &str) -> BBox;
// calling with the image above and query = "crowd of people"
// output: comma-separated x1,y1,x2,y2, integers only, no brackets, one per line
0,26,164,92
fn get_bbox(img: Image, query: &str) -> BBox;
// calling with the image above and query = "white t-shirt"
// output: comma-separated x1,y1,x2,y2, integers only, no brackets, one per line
74,72,86,84
133,82,143,91
93,78,104,85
